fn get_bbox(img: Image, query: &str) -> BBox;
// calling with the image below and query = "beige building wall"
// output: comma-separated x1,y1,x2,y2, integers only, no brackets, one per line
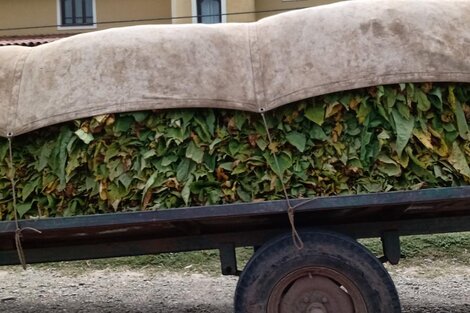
171,0,193,24
171,0,255,24
255,0,344,20
227,0,256,23
0,0,343,37
171,0,341,24
0,0,57,36
0,0,171,37
97,0,172,28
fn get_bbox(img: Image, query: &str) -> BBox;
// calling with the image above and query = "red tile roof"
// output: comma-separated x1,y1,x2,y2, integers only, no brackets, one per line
0,34,74,47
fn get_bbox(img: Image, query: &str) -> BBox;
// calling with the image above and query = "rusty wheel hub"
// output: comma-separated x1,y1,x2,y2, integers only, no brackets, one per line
267,267,367,313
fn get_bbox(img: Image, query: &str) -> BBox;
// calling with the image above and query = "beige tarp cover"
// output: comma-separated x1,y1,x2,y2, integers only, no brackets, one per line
0,0,469,137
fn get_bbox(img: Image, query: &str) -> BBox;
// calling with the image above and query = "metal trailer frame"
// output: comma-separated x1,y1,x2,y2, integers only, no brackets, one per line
1,186,469,274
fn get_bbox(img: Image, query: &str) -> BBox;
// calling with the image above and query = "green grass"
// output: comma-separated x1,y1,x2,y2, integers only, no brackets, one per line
31,232,470,274
360,232,470,266
33,247,254,275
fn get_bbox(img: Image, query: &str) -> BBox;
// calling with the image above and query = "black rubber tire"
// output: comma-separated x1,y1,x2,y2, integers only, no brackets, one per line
234,230,401,313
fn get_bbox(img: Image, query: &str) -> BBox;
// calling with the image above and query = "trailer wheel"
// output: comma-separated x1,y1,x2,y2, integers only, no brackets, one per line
234,231,401,313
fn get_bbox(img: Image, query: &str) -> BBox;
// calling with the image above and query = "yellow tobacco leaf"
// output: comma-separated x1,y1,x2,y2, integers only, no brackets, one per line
413,129,433,150
325,102,343,118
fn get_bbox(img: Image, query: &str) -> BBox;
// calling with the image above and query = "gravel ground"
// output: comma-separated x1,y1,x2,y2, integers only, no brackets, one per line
0,261,468,313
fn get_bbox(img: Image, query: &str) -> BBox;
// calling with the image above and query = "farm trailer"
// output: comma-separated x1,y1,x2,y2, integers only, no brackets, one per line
1,0,470,312
1,187,470,312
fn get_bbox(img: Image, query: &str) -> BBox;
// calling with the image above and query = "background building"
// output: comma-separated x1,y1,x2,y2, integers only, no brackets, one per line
0,0,342,46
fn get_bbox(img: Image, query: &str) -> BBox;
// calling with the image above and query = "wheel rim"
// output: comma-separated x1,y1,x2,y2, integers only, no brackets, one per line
267,267,368,313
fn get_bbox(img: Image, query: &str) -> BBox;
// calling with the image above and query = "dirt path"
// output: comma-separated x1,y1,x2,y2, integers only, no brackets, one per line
0,262,468,312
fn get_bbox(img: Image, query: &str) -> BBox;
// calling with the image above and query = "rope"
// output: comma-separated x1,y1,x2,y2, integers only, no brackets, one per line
261,114,304,250
7,136,41,270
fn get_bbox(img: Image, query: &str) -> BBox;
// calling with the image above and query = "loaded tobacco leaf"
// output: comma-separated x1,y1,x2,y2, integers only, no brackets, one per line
0,83,469,220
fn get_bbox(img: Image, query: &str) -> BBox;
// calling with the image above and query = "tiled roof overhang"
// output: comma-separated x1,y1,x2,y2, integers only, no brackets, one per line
0,34,74,47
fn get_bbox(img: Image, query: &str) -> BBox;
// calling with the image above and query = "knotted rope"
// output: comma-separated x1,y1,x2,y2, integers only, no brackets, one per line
261,113,304,250
7,136,42,270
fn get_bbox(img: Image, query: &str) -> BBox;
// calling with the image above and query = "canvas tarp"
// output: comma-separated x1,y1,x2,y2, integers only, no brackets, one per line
0,0,469,137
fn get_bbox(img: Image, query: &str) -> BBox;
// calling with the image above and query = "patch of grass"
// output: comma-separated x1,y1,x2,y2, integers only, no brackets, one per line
33,247,254,275
30,232,469,274
360,232,470,265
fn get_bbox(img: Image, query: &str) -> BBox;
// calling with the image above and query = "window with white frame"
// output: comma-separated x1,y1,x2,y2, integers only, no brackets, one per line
197,0,222,24
59,0,95,27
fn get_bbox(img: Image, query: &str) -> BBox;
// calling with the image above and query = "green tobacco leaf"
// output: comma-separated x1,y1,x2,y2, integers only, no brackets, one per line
396,102,410,120
165,128,186,145
392,109,414,157
0,141,8,162
108,160,125,181
141,172,158,204
64,199,81,217
219,162,232,171
454,101,470,140
206,110,216,136
234,112,247,131
377,154,402,177
180,111,195,127
22,178,39,200
232,162,247,175
118,173,134,190
237,187,251,202
357,100,371,125
194,115,212,142
176,158,191,181
114,116,134,133
37,142,53,171
339,94,352,107
305,101,325,126
415,89,431,111
162,155,178,166
228,140,241,156
203,154,216,171
429,88,443,110
4,83,470,220
185,141,204,164
104,144,120,163
16,202,34,218
309,125,327,141
384,87,397,108
265,151,292,177
49,127,73,191
256,138,268,151
181,175,194,205
209,138,222,152
286,132,306,152
142,150,156,159
108,182,128,207
131,112,149,123
360,129,372,163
